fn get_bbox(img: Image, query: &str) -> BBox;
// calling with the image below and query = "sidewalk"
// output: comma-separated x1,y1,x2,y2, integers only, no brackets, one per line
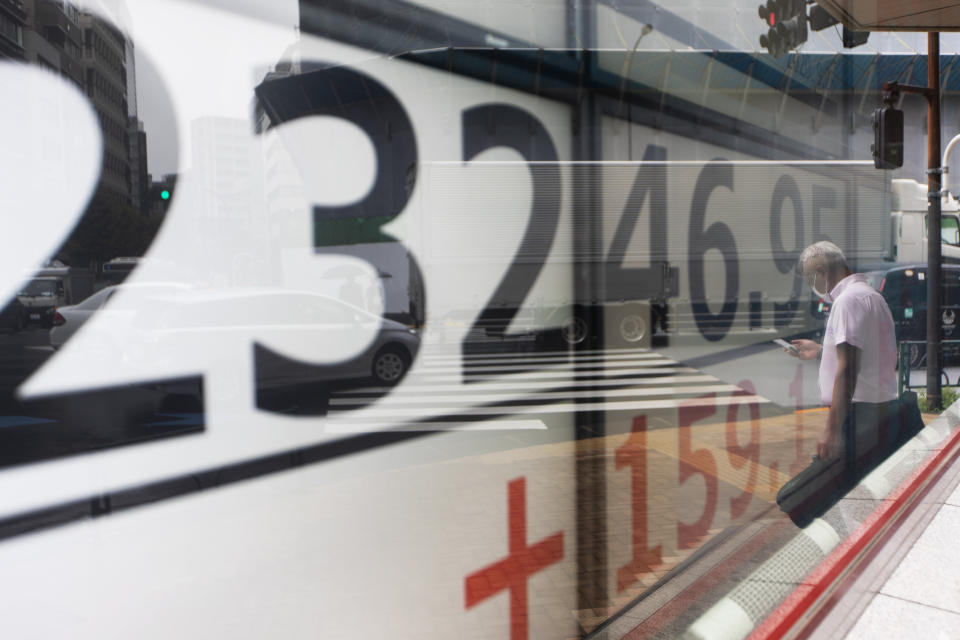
809,408,960,639
681,402,960,640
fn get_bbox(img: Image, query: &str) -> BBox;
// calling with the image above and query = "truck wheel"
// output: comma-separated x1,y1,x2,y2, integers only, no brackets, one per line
607,305,651,348
560,315,589,345
617,312,649,345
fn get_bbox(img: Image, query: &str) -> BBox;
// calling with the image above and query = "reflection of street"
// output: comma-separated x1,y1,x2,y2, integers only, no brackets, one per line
0,337,935,638
661,335,960,409
0,327,937,636
0,327,202,469
230,350,849,637
323,347,757,429
593,407,827,637
0,327,56,398
313,343,937,635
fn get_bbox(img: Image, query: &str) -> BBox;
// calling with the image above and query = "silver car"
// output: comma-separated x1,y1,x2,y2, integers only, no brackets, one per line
140,289,420,388
49,283,195,350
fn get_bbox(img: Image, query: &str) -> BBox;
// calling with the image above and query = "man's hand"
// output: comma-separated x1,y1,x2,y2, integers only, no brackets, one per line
790,339,821,361
817,423,841,459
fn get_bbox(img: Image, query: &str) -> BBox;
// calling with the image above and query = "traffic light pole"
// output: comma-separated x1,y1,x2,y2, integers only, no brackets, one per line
882,32,942,409
928,33,943,411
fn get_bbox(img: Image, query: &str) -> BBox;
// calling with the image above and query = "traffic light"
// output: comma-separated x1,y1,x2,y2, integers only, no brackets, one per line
872,105,904,169
808,4,839,31
842,27,869,49
808,3,870,49
758,0,807,58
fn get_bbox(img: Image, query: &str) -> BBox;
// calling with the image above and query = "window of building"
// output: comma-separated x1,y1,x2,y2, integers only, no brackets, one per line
0,15,21,47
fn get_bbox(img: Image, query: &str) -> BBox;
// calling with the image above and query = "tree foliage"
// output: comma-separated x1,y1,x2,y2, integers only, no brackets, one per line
57,188,160,269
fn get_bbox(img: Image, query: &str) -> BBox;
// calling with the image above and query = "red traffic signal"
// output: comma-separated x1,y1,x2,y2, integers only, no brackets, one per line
758,1,777,27
758,0,807,57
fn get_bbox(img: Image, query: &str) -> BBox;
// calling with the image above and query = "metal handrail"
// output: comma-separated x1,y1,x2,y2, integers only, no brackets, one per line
898,339,958,397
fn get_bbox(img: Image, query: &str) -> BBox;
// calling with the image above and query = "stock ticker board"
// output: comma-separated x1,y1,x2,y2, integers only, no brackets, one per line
0,1,899,638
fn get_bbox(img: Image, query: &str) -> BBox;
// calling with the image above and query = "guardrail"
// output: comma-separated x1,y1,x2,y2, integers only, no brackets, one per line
897,339,957,398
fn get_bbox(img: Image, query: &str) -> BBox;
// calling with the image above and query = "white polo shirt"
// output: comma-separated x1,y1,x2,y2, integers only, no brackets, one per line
819,273,898,405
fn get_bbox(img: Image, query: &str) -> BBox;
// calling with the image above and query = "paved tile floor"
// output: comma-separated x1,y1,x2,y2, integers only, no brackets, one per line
800,409,960,640
837,463,960,639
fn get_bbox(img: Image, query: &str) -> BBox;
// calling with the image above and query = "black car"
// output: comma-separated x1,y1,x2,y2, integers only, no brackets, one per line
863,263,960,367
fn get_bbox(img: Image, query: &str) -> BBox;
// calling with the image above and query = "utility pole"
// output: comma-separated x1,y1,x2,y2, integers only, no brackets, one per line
880,32,942,409
928,32,943,411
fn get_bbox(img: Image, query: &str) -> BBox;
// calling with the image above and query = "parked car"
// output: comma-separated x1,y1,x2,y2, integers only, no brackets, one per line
863,263,960,367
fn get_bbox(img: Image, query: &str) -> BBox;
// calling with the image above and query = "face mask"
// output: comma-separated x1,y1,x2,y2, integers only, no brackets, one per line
808,269,830,301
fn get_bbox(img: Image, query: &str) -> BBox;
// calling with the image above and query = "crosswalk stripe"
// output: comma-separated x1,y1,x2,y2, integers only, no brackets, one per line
323,419,549,433
325,394,771,421
410,366,696,381
334,373,721,396
421,351,662,364
321,347,768,429
424,355,672,368
433,359,678,375
329,383,743,407
426,347,657,359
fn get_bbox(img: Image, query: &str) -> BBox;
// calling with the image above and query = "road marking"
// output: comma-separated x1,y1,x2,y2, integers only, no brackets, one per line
329,383,744,407
337,374,718,396
324,419,548,433
326,394,771,421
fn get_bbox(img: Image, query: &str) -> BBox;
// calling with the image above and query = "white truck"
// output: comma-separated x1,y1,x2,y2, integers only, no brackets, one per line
253,59,894,350
283,165,946,350
412,160,894,347
888,178,960,264
417,169,960,348
17,264,94,328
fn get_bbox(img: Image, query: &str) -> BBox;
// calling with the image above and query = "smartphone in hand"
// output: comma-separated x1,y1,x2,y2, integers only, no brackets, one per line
773,338,799,356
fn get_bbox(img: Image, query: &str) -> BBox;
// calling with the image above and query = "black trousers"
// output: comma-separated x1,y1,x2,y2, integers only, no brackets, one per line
778,395,925,526
843,398,920,483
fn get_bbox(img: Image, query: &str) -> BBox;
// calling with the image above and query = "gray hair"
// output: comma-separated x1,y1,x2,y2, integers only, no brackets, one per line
799,241,848,272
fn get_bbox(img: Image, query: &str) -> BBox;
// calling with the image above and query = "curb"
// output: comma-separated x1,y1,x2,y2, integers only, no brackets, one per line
684,402,960,640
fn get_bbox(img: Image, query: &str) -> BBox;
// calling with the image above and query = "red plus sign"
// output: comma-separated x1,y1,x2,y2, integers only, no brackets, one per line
464,477,564,640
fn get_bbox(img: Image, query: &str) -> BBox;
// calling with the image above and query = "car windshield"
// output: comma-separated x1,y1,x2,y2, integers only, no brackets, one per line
943,216,960,245
19,280,57,297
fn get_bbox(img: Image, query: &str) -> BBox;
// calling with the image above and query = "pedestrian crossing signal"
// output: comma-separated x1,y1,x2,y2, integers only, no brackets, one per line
872,106,904,170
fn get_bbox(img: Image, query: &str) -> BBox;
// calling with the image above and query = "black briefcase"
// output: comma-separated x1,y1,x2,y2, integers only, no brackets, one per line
776,453,846,528
896,391,925,445
777,394,926,527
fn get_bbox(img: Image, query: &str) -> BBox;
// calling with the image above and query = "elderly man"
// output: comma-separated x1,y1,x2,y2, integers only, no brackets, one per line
790,241,898,466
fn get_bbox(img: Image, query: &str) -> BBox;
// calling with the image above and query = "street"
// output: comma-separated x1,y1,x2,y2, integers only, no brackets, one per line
0,326,203,468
